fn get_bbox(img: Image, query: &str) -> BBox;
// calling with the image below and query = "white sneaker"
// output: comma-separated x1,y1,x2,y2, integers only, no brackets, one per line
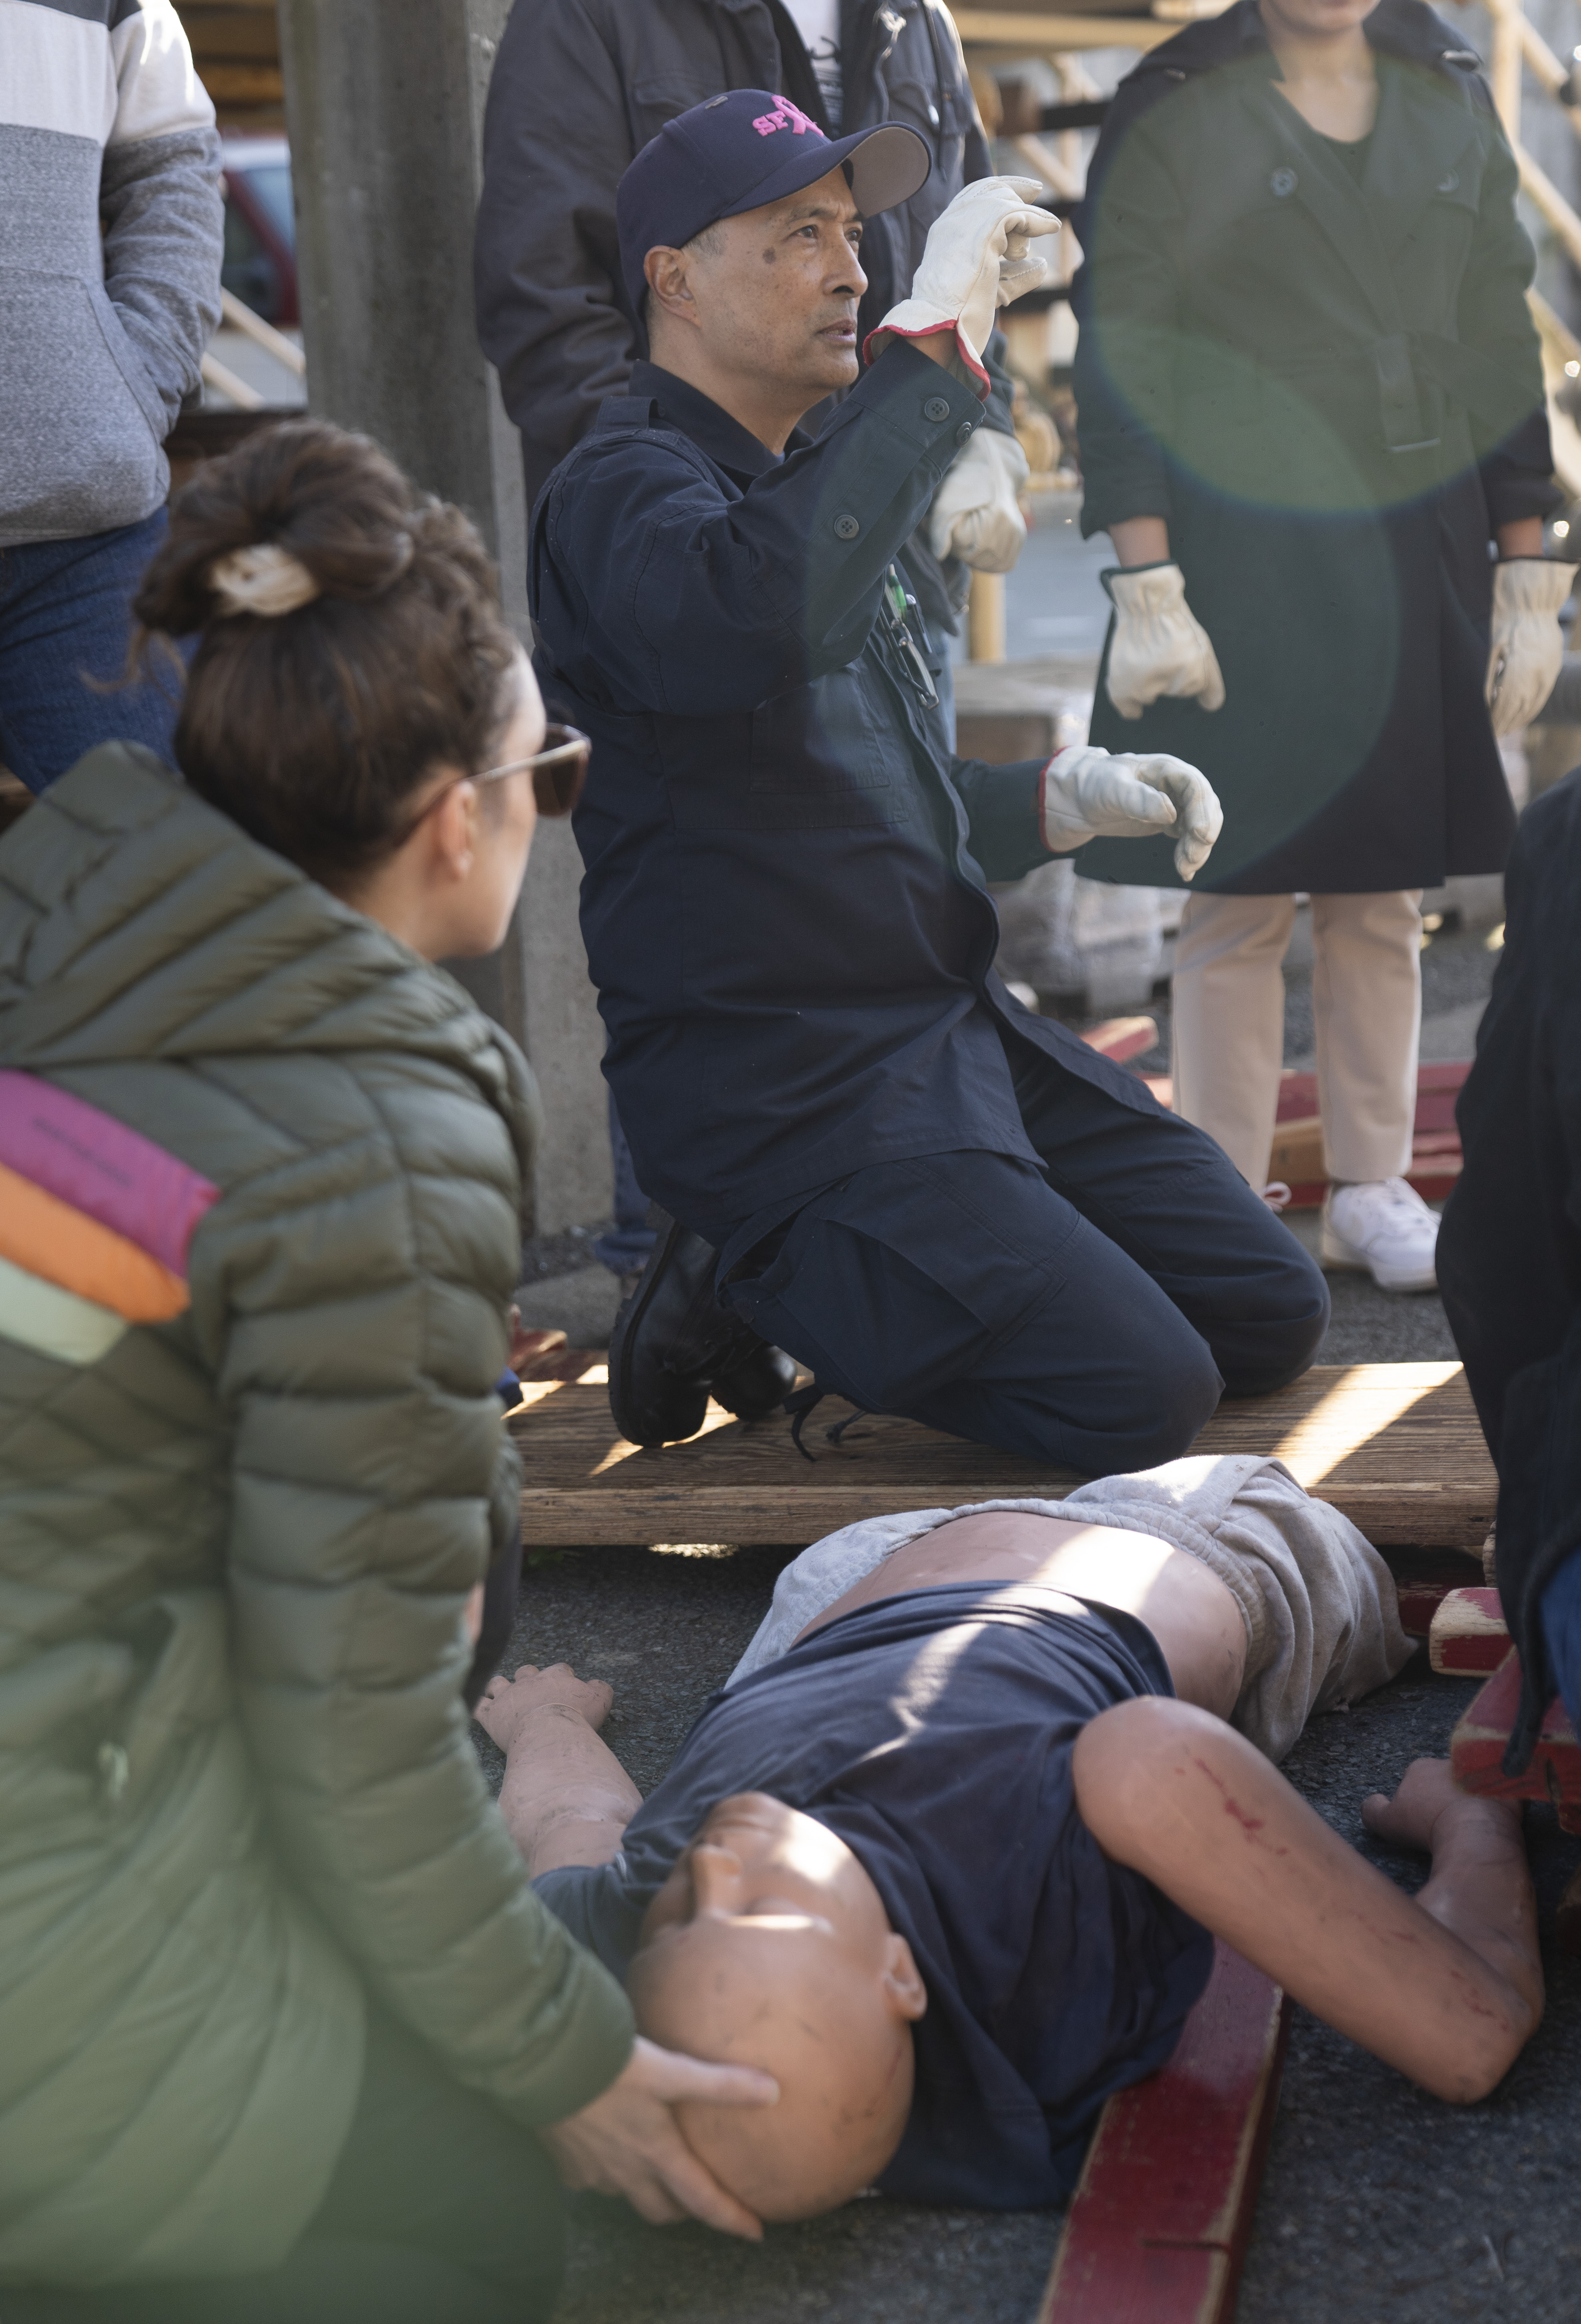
1320,1176,1439,1293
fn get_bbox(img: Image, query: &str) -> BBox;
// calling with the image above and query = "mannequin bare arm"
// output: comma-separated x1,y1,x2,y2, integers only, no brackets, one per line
1074,1699,1541,2101
481,1665,642,1876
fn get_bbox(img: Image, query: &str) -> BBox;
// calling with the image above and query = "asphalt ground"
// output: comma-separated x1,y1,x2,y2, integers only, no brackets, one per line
485,917,1581,2323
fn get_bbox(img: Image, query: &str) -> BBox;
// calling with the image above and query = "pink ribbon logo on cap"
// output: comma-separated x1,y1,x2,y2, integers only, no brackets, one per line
752,99,821,137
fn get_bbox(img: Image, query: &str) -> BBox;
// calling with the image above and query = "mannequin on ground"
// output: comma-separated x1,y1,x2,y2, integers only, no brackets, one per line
480,1461,1540,2218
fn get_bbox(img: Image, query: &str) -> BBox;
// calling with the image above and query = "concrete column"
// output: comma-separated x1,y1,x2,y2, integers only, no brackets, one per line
276,0,611,1238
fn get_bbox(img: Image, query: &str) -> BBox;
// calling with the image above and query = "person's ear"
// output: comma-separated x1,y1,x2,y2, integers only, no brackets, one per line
425,776,480,885
646,246,699,330
881,1934,928,2021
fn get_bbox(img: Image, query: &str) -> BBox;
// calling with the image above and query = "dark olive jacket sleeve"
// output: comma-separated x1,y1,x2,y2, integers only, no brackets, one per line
209,1042,635,2129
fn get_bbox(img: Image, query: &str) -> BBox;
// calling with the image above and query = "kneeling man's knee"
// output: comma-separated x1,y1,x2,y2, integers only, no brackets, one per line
1101,1328,1223,1473
1217,1240,1330,1400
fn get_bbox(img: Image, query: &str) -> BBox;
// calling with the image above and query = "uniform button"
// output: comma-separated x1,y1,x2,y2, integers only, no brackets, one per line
955,420,975,446
1270,167,1297,197
923,395,951,423
1438,169,1459,193
833,512,861,540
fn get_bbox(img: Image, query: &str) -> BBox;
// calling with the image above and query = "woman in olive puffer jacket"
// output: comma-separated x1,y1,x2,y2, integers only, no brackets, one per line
0,422,772,2322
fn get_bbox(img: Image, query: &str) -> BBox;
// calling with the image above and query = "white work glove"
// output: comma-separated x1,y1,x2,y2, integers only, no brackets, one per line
928,428,1029,572
1040,744,1223,882
1485,558,1577,736
1103,563,1226,720
869,176,1060,389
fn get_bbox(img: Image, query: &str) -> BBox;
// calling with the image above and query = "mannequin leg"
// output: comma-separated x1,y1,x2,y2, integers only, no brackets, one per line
1309,891,1421,1183
1171,892,1296,1187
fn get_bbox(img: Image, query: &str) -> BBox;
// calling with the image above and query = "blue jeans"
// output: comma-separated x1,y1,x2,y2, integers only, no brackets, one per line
595,1090,658,1276
0,510,181,793
1543,1549,1581,1734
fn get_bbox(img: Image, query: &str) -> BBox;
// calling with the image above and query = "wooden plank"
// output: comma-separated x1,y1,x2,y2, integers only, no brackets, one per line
1429,1586,1510,1674
1039,1943,1290,2324
1451,1650,1581,1828
512,1361,1497,1548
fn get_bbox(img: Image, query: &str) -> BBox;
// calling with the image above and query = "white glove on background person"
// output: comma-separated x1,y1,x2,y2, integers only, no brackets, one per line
1040,744,1224,881
928,429,1030,572
1485,558,1577,736
1103,563,1226,719
868,177,1059,390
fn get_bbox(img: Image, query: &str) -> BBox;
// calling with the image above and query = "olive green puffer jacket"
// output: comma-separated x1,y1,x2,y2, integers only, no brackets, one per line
0,747,633,2285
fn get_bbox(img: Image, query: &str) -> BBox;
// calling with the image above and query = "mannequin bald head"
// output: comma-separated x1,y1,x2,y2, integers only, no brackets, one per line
628,1793,928,2219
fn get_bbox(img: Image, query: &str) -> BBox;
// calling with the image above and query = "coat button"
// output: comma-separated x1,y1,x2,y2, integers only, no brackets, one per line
833,512,861,540
1438,169,1459,193
1270,167,1297,197
955,420,975,446
923,395,951,423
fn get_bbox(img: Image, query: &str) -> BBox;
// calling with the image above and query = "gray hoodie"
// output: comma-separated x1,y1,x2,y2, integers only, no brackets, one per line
0,0,223,547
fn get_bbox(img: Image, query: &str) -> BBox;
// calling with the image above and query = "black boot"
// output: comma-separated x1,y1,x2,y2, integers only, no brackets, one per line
609,1207,795,1446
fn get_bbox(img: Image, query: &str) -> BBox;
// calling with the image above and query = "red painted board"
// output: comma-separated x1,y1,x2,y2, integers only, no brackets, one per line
1429,1586,1509,1674
1451,1651,1581,1810
1396,1565,1485,1637
1147,1065,1467,1207
1080,1016,1159,1065
1040,1943,1290,2324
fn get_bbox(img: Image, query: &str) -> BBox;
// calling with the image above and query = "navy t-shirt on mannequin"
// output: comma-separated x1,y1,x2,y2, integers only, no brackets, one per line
536,1584,1214,2206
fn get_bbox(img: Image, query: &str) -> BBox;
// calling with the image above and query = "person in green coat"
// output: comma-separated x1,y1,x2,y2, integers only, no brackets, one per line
0,420,774,2321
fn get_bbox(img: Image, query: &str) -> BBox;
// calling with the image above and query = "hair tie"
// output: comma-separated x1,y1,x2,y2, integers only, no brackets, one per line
207,541,321,619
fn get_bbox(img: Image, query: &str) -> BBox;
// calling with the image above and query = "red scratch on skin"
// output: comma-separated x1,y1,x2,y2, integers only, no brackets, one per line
1189,1756,1291,1855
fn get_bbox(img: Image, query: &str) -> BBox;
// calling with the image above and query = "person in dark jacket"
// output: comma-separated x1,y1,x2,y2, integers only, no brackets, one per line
1071,0,1568,1294
530,93,1330,1473
1437,770,1581,1778
475,0,1035,1290
0,421,774,2321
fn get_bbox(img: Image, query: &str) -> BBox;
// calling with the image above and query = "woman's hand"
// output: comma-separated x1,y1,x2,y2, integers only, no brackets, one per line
542,2036,780,2239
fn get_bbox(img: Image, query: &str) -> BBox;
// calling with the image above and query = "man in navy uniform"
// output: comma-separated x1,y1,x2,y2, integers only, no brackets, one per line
530,92,1329,1465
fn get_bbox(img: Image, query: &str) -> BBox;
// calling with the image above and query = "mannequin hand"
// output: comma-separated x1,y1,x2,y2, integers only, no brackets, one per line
542,2038,779,2239
498,1661,614,1730
868,177,1059,391
1103,563,1226,719
928,429,1030,571
1041,744,1223,880
1486,558,1577,736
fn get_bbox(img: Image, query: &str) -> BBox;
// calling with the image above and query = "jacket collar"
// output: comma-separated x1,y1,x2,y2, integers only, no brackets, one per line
621,361,809,486
1236,51,1478,330
1131,0,1486,81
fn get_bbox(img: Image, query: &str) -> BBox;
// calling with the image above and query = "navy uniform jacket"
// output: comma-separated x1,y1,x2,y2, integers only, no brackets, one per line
529,343,1160,1258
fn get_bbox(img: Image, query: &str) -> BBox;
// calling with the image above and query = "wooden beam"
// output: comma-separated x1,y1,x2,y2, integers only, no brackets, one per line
953,11,1174,51
512,1360,1498,1548
1040,1943,1290,2324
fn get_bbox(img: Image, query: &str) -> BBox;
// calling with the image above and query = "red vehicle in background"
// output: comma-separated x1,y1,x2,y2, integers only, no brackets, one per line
221,134,297,325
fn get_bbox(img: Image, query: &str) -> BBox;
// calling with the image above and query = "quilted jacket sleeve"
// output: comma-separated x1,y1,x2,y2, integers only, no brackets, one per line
200,1047,634,2129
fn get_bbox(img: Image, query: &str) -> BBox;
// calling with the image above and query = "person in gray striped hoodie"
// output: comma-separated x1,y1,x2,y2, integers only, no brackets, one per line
0,0,222,792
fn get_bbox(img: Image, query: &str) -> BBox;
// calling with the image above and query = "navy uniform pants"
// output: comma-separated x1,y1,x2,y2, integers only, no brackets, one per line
722,1031,1330,1477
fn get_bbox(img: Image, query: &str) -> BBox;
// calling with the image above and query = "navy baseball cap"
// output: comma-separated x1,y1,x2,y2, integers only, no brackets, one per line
616,89,930,313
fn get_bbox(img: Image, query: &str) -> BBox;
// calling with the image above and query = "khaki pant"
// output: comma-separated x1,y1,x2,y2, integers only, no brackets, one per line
1171,889,1422,1188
